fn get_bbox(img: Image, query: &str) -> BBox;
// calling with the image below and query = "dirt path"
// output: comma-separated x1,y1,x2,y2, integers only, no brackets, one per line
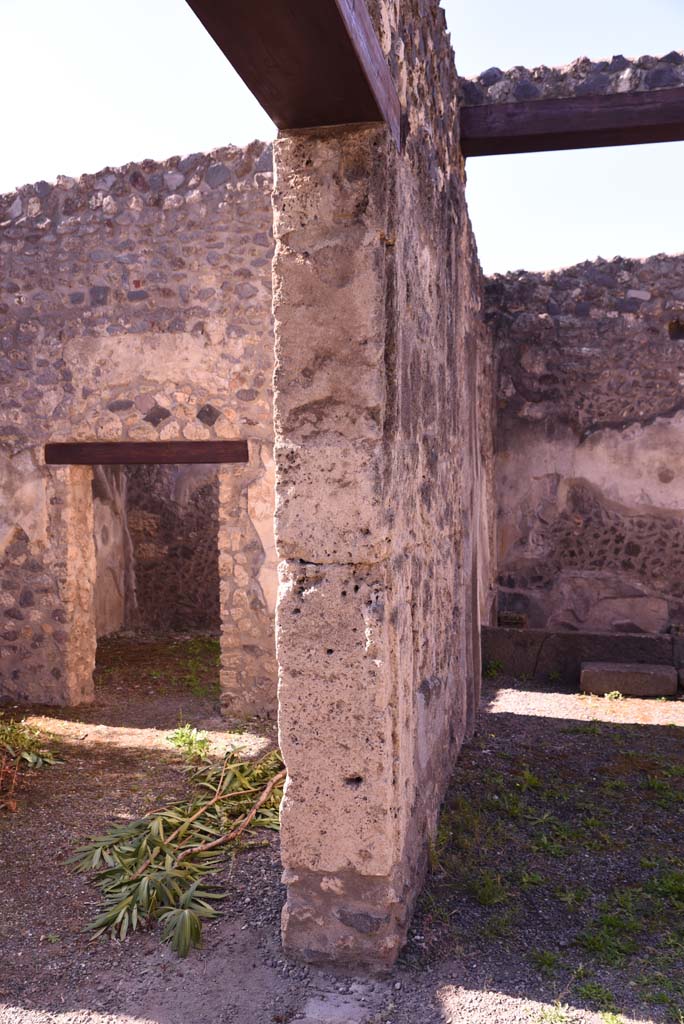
1,647,682,1024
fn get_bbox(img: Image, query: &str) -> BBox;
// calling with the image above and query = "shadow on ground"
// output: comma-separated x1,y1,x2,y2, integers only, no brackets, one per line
1,666,682,1024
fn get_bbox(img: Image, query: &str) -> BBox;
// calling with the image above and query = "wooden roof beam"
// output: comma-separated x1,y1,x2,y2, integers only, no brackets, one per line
45,441,249,465
184,0,402,149
460,87,684,157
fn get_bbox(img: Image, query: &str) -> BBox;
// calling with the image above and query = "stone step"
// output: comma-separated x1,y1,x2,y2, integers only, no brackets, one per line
580,662,678,698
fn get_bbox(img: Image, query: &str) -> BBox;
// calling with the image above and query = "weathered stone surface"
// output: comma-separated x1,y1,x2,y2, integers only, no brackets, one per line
0,143,277,709
462,50,684,105
272,0,496,969
489,253,684,635
581,661,678,697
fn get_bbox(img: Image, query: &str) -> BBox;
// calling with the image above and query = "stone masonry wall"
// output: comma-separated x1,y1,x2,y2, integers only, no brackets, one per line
488,253,684,634
461,50,684,105
272,0,495,968
0,144,276,708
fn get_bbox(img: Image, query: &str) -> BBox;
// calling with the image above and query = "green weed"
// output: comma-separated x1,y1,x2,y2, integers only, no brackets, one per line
530,949,561,975
166,722,211,762
576,981,617,1011
468,870,509,907
521,870,546,888
537,1003,573,1024
557,885,589,910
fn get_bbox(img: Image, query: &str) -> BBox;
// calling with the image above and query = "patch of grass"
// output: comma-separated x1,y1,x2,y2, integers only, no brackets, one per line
602,778,626,793
412,701,684,1019
479,907,517,938
604,691,624,701
556,885,589,910
468,870,509,907
517,766,542,791
645,774,678,808
577,867,684,982
521,870,545,888
421,890,451,925
532,832,566,857
166,722,211,762
576,981,617,1012
577,907,640,965
537,1004,573,1024
530,948,561,975
165,637,222,699
637,964,684,1022
496,791,526,819
567,721,602,736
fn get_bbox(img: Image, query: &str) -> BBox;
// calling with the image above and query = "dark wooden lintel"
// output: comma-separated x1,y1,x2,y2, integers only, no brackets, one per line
184,0,402,148
460,87,684,157
44,441,249,466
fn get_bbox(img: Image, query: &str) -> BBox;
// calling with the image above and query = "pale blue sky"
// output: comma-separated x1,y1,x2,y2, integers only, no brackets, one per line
1,0,682,273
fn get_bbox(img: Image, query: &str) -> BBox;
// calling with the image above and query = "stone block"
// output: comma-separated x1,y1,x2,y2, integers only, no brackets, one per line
580,662,678,697
275,440,389,564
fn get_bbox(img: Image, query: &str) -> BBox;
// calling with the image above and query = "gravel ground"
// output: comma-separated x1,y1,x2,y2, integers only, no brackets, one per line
1,641,682,1024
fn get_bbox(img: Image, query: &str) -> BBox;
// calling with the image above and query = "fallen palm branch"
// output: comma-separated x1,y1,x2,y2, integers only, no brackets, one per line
71,749,285,956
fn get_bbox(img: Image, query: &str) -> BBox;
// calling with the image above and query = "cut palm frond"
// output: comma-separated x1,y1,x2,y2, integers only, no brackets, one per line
72,749,285,956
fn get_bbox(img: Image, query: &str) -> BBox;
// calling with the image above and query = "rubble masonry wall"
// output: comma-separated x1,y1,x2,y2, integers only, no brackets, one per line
488,253,684,634
0,143,276,711
461,50,684,105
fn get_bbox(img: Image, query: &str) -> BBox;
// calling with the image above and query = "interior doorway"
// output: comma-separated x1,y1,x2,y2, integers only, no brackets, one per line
42,440,263,712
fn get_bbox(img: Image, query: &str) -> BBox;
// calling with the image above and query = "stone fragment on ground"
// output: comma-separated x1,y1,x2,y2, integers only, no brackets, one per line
298,992,370,1023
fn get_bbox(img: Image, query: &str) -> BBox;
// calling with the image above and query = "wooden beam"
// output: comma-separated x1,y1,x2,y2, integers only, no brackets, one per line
460,87,684,157
45,441,249,466
184,0,402,148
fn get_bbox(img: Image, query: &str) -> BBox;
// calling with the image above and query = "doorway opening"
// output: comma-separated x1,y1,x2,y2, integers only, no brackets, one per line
39,439,281,718
92,460,223,716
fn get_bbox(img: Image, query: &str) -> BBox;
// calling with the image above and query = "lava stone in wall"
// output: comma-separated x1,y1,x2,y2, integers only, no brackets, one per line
461,50,684,106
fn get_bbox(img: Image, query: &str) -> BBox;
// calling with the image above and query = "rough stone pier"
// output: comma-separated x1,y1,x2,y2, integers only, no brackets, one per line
271,0,495,967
